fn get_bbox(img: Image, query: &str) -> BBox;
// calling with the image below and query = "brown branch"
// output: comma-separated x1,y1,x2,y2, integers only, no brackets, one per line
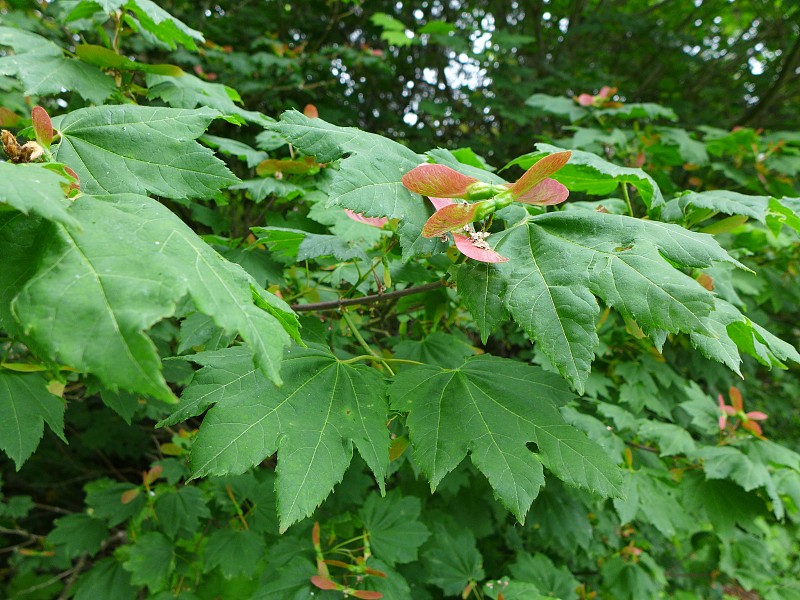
291,281,447,312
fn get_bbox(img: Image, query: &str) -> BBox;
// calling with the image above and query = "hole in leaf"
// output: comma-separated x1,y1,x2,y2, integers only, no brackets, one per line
526,441,540,454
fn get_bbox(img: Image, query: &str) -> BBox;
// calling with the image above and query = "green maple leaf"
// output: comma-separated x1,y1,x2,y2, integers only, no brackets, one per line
203,529,266,578
123,0,205,50
525,93,589,122
154,486,210,539
72,559,136,600
0,27,115,104
0,163,78,228
691,298,800,373
481,211,743,392
51,106,238,200
121,532,175,594
359,491,431,566
147,74,271,126
454,262,510,343
251,226,368,263
47,514,109,558
169,346,389,531
271,111,443,258
422,522,485,595
202,135,268,168
389,355,622,522
0,372,66,469
10,194,295,403
509,553,581,600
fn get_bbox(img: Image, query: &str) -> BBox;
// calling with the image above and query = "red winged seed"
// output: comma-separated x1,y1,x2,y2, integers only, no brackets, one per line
453,233,508,263
345,209,389,227
421,203,481,238
508,151,571,199
401,163,479,197
310,576,340,590
515,178,569,206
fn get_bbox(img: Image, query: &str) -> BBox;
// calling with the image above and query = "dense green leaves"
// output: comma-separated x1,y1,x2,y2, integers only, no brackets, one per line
2,3,800,599
167,346,390,530
10,194,294,402
0,27,115,104
52,106,237,199
390,355,622,521
271,111,442,257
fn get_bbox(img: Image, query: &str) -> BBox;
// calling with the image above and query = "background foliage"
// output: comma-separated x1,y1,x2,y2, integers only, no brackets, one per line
1,1,799,598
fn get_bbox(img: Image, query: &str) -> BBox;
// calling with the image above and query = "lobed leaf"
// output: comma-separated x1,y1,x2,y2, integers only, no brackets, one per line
389,356,621,522
52,106,238,200
490,211,743,391
180,346,390,531
10,194,295,402
0,372,66,469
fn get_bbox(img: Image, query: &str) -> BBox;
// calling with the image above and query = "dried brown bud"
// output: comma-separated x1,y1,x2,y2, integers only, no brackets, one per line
2,130,44,163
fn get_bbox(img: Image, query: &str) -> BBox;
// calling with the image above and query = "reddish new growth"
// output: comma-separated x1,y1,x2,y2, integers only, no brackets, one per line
344,209,389,228
401,151,571,263
718,386,768,439
575,86,622,108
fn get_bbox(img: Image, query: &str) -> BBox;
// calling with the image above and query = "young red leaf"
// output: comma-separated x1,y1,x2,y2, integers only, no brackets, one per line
311,576,340,590
364,567,387,578
422,203,481,238
312,521,321,546
729,386,744,412
515,178,569,206
31,106,53,149
303,104,319,118
143,464,163,486
453,233,508,263
576,93,595,106
120,488,140,505
63,166,81,191
508,151,571,199
345,209,389,228
402,163,479,198
741,419,765,438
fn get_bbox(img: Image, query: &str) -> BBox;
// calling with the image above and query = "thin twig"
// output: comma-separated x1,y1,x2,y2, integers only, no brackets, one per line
340,309,395,377
291,281,446,312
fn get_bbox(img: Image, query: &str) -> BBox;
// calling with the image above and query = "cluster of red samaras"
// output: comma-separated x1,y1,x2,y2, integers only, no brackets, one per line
400,150,572,262
575,85,623,108
718,386,768,439
345,150,572,263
